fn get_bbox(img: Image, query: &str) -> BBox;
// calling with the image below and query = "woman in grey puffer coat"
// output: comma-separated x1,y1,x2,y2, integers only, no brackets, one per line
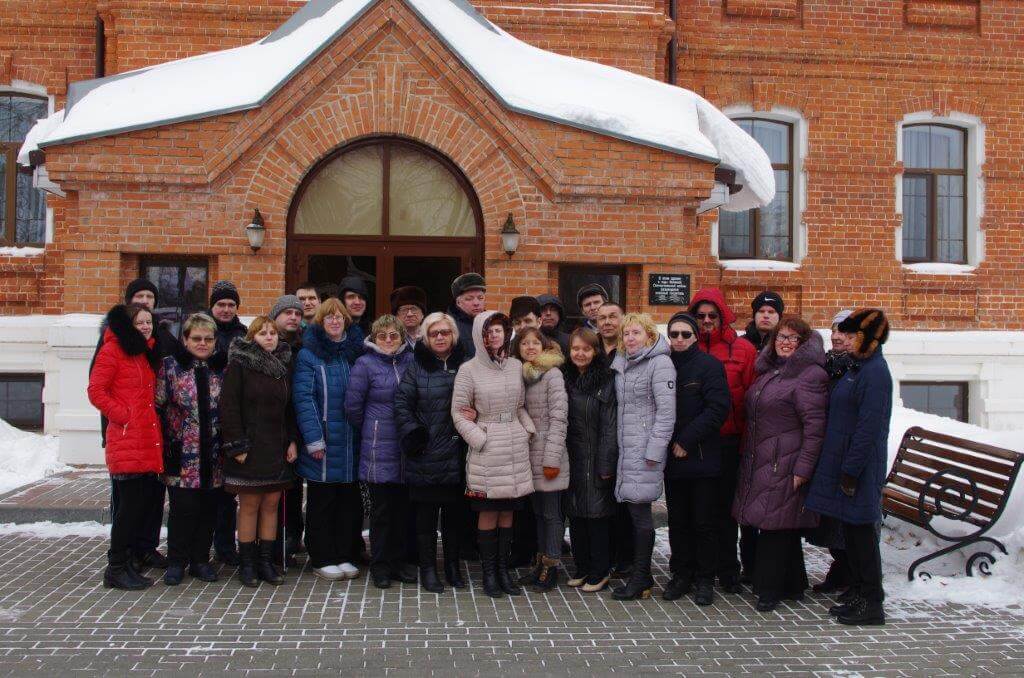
610,313,676,600
733,315,828,612
513,327,568,593
451,311,535,598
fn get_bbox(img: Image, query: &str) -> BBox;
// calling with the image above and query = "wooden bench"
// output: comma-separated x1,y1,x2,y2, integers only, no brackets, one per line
882,426,1024,581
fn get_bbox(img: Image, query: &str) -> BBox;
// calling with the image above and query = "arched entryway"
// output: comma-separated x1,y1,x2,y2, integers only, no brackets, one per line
286,136,484,317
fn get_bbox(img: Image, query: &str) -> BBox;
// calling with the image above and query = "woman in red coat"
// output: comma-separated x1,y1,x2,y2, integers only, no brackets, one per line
87,304,164,591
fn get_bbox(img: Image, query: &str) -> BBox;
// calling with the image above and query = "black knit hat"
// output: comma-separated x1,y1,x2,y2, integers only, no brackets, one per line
751,290,785,316
210,280,240,307
576,283,609,308
837,308,890,360
390,286,428,315
667,311,700,337
451,272,486,299
509,296,541,321
339,275,369,301
124,278,159,306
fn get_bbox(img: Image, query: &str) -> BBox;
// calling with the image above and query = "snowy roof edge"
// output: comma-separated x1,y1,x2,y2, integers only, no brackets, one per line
38,0,719,164
39,0,380,149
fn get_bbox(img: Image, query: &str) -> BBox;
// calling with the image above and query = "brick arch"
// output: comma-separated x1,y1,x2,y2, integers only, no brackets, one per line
244,89,527,245
898,90,988,119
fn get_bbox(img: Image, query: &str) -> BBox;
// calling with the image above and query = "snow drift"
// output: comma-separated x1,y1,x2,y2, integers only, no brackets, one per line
23,0,774,211
0,419,68,496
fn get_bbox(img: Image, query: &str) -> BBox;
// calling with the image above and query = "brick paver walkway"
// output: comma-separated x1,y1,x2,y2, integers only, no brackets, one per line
0,470,111,524
0,528,1019,676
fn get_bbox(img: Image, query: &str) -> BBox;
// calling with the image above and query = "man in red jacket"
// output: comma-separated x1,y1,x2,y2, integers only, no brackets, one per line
688,288,757,592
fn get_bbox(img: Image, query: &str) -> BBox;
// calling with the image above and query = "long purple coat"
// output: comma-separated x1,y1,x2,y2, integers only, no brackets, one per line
344,338,414,484
733,332,829,531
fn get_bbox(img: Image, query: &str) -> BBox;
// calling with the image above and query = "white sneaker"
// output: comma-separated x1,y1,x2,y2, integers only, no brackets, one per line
313,565,344,581
337,562,360,579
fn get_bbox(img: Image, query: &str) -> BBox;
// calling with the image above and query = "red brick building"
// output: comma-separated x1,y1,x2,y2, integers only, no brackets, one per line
0,0,1022,459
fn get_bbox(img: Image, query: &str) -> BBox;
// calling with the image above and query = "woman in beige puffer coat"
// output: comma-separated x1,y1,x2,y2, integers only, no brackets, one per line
513,327,569,592
451,311,535,597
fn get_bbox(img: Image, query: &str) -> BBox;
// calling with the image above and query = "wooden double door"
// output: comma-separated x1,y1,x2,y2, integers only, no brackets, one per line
287,238,481,320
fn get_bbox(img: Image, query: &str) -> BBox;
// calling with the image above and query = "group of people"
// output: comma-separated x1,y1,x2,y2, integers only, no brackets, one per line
86,270,893,626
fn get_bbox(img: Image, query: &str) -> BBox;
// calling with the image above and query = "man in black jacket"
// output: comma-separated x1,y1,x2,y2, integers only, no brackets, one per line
447,273,486,359
740,291,785,352
663,312,731,605
208,280,247,566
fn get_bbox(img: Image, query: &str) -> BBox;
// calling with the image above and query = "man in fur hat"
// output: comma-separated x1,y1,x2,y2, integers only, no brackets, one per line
391,286,428,350
509,295,542,336
448,273,486,358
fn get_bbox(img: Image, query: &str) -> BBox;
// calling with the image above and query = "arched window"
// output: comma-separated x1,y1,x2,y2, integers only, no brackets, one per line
1,93,48,245
718,118,793,260
293,139,478,238
901,124,967,264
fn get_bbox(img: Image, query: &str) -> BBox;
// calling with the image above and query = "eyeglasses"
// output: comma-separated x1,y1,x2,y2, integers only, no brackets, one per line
189,336,215,344
668,330,693,339
775,333,801,345
695,312,719,320
397,306,422,316
427,329,452,339
376,332,402,341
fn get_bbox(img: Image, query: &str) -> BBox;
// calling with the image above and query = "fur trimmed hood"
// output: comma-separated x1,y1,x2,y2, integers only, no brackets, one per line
561,357,615,398
227,337,291,380
171,339,228,372
413,337,466,372
523,348,565,384
103,304,159,370
756,330,825,377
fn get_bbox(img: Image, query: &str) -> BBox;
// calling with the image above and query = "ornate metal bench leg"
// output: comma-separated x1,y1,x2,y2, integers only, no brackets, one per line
906,539,977,582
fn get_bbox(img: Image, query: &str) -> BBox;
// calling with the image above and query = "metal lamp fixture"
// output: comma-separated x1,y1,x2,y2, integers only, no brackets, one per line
246,208,266,252
500,213,520,258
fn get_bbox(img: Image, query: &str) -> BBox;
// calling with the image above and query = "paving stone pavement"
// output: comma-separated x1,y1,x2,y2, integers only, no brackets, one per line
0,530,1020,676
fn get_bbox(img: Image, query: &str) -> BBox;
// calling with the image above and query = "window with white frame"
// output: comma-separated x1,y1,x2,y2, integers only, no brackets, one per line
0,93,48,245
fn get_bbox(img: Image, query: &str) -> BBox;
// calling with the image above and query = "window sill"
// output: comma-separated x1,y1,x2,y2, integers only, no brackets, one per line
0,246,45,258
719,259,800,272
902,262,976,276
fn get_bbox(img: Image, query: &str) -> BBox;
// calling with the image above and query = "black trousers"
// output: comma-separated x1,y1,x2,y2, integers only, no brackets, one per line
611,501,634,568
348,483,367,557
284,478,304,543
109,476,153,558
368,483,409,575
110,474,165,554
414,499,461,566
753,528,808,601
569,516,611,580
717,437,760,581
212,487,238,555
843,522,884,603
166,486,219,566
511,502,538,564
305,481,360,568
665,477,718,583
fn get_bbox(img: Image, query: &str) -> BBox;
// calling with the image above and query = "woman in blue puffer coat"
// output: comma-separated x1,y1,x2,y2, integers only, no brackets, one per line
293,298,360,582
345,315,414,590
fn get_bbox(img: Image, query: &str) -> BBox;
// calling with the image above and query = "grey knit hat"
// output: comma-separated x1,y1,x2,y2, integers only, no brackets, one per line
270,294,303,320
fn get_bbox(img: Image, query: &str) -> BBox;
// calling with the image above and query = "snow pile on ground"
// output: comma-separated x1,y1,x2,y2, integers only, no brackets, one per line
0,419,69,496
0,521,109,539
26,0,773,211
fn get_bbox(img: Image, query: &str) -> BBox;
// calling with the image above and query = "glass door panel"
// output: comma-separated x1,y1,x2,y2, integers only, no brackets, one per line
394,255,462,314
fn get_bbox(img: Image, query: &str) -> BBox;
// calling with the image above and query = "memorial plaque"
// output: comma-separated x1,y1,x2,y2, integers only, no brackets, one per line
648,273,690,306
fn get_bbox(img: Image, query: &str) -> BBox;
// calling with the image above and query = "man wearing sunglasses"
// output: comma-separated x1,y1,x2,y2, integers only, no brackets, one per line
687,287,757,594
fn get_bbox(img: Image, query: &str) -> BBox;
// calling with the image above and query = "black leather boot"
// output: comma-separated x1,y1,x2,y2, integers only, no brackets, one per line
477,529,502,598
694,579,715,606
257,541,284,585
531,555,560,593
836,597,885,626
418,532,444,594
125,555,154,588
497,527,523,595
103,550,146,591
237,542,259,588
441,521,466,589
612,530,654,601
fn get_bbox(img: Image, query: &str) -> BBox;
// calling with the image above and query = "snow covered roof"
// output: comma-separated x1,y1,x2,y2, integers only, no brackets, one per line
25,0,774,210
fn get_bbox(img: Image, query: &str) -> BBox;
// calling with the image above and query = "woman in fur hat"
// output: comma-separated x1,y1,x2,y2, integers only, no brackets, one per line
512,327,569,592
806,308,892,627
220,316,298,588
87,303,164,591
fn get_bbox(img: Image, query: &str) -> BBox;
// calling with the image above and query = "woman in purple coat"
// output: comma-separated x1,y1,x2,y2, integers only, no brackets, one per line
733,315,828,612
344,315,414,589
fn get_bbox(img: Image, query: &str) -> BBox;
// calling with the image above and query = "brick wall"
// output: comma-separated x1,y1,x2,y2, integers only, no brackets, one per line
2,0,1023,331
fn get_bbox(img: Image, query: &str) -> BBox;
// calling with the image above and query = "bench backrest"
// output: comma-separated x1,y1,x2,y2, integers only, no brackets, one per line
885,426,1024,528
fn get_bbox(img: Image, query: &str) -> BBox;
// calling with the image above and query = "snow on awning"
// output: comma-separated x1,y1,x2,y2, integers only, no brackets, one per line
25,0,774,210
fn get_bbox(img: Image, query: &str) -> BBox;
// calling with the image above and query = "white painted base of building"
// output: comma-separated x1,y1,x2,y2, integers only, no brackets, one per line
2,315,1023,466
